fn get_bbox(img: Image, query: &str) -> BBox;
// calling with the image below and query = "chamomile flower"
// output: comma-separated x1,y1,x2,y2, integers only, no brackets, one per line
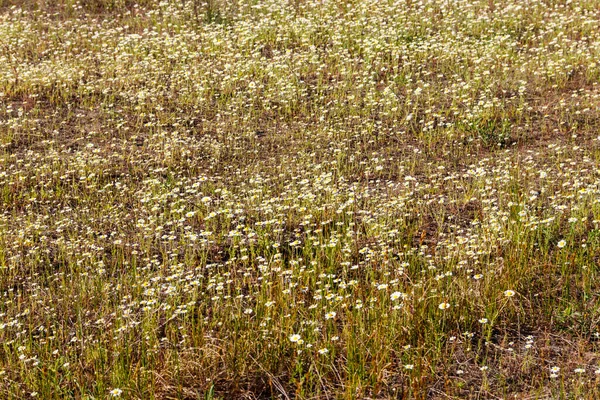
289,334,301,343
390,291,403,301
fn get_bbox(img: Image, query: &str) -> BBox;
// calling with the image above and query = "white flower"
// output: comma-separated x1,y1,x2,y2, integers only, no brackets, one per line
289,334,301,343
110,388,123,397
557,240,566,248
438,302,450,310
390,291,403,301
325,311,336,320
318,348,329,355
478,318,488,324
404,364,414,370
503,290,516,298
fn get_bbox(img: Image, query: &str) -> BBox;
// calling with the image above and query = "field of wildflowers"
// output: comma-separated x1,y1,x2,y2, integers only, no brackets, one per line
1,0,600,398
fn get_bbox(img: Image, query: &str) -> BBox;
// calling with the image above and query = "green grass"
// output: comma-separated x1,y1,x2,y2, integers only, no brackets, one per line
1,0,600,398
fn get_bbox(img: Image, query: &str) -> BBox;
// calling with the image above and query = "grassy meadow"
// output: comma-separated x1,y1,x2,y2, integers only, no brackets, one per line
1,0,600,398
